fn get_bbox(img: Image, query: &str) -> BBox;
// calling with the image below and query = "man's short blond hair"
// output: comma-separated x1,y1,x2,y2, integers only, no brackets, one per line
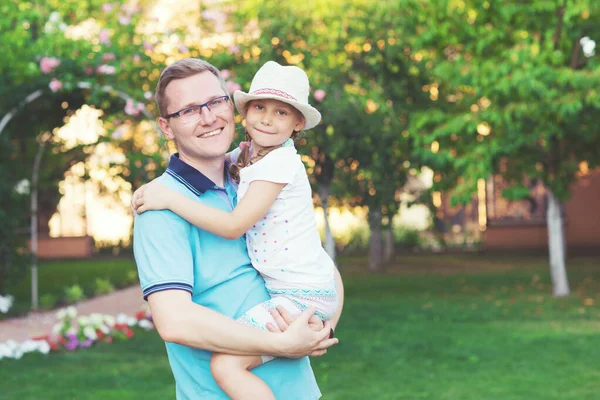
155,58,229,117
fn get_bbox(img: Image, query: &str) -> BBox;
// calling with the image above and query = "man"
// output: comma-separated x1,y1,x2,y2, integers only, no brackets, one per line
133,58,344,399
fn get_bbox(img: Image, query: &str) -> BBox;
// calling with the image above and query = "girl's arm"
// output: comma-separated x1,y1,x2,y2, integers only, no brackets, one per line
135,180,285,240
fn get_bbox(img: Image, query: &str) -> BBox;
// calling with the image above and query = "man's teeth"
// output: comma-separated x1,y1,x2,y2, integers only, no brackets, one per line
200,129,221,138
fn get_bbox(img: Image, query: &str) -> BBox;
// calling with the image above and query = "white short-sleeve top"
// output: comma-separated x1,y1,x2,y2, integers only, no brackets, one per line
230,141,335,286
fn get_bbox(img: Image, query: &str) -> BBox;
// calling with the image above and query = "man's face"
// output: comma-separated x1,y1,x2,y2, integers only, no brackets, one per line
158,72,235,164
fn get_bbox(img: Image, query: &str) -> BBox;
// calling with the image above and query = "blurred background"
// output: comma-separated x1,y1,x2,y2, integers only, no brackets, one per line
1,0,599,398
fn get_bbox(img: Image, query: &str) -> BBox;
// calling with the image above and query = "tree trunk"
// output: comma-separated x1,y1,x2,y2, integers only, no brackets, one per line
368,210,384,271
318,185,336,262
546,191,569,297
30,139,47,311
383,227,394,263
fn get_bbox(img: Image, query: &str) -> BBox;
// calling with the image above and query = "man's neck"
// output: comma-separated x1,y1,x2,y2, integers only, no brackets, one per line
179,153,226,187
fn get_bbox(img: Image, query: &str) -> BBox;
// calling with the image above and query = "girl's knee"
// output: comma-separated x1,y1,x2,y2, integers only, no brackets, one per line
210,353,231,377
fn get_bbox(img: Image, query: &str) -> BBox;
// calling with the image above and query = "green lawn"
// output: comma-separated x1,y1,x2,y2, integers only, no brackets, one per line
1,254,599,399
3,258,137,316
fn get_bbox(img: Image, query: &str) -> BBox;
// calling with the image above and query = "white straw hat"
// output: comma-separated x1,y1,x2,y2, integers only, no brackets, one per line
233,61,322,130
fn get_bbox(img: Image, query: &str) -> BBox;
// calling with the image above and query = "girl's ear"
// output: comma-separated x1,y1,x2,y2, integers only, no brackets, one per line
294,116,306,132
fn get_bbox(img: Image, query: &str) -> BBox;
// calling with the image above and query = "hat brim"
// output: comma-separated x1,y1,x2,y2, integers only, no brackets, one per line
233,91,322,130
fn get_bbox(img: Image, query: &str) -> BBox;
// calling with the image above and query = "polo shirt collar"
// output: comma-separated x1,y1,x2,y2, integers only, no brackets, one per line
165,153,217,196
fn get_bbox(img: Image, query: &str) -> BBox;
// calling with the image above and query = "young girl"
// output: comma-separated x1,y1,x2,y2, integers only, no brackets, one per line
133,61,338,400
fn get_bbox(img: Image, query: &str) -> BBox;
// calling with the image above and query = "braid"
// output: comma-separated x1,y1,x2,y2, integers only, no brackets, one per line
228,107,305,183
228,133,251,183
228,131,301,183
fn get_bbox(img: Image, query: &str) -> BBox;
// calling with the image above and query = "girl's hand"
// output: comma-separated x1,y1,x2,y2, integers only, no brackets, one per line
131,181,171,214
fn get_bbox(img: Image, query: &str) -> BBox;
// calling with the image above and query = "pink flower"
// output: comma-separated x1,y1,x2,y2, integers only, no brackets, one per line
97,64,116,75
132,54,141,63
314,89,326,103
226,81,241,93
178,45,189,53
137,103,145,111
124,99,139,116
49,78,62,92
102,3,113,12
220,69,231,80
229,45,240,54
143,41,154,52
85,67,93,75
102,53,116,62
40,57,61,74
111,127,126,140
118,14,131,25
99,29,110,44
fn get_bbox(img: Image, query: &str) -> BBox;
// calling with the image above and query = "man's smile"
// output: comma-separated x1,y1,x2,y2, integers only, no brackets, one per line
197,128,222,138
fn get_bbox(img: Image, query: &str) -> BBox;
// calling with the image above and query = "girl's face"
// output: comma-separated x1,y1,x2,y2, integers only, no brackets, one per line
245,99,305,153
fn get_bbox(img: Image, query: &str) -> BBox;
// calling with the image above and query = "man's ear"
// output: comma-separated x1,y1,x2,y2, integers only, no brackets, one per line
158,117,175,140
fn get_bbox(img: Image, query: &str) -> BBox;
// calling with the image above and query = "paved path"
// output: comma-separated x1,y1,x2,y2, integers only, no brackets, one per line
0,286,144,342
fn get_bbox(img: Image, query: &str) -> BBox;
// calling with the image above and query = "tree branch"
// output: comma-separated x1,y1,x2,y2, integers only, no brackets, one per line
552,4,565,50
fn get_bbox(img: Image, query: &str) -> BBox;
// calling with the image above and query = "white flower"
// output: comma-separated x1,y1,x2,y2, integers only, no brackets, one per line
36,341,51,354
12,348,23,360
20,340,38,352
83,326,98,340
0,295,14,313
116,313,128,325
0,343,11,359
56,308,67,319
90,313,104,325
49,11,60,23
138,319,154,330
580,36,596,57
52,322,64,334
66,327,78,336
98,324,110,334
78,316,90,326
66,306,77,318
104,315,115,327
13,179,30,195
127,317,137,327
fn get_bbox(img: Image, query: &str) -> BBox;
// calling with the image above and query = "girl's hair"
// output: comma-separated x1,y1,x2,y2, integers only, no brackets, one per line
229,105,305,183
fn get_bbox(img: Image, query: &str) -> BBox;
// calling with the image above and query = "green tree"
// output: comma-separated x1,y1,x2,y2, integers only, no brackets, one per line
0,0,161,302
411,0,600,296
200,0,426,269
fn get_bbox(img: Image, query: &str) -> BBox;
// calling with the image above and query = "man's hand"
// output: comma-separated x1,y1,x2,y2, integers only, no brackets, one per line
131,181,170,214
267,307,337,358
267,305,323,332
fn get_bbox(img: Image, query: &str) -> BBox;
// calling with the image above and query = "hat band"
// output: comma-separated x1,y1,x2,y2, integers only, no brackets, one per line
250,88,297,101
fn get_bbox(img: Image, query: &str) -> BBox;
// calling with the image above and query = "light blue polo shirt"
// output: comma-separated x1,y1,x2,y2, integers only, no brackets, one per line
133,153,321,400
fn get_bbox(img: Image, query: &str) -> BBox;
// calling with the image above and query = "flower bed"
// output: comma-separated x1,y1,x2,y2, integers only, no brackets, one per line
0,305,154,361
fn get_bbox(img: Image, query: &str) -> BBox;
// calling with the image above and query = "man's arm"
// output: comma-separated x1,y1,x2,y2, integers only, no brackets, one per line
149,289,337,358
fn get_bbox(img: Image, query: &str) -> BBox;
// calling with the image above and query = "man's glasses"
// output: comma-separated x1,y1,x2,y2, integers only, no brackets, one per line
166,95,231,125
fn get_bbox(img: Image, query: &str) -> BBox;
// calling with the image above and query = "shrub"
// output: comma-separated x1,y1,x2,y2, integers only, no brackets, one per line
64,284,85,304
93,278,115,296
39,293,58,310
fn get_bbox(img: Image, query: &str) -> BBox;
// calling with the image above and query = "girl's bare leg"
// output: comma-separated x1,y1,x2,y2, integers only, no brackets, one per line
210,353,275,400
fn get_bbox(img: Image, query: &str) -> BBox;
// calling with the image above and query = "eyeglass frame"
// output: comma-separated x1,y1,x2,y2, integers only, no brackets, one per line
164,95,231,121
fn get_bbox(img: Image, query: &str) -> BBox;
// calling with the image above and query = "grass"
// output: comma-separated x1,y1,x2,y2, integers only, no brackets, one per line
3,258,137,316
1,253,599,399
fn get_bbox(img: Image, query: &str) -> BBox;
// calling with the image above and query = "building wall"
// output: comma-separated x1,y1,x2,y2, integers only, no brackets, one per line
484,169,600,251
28,236,94,259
